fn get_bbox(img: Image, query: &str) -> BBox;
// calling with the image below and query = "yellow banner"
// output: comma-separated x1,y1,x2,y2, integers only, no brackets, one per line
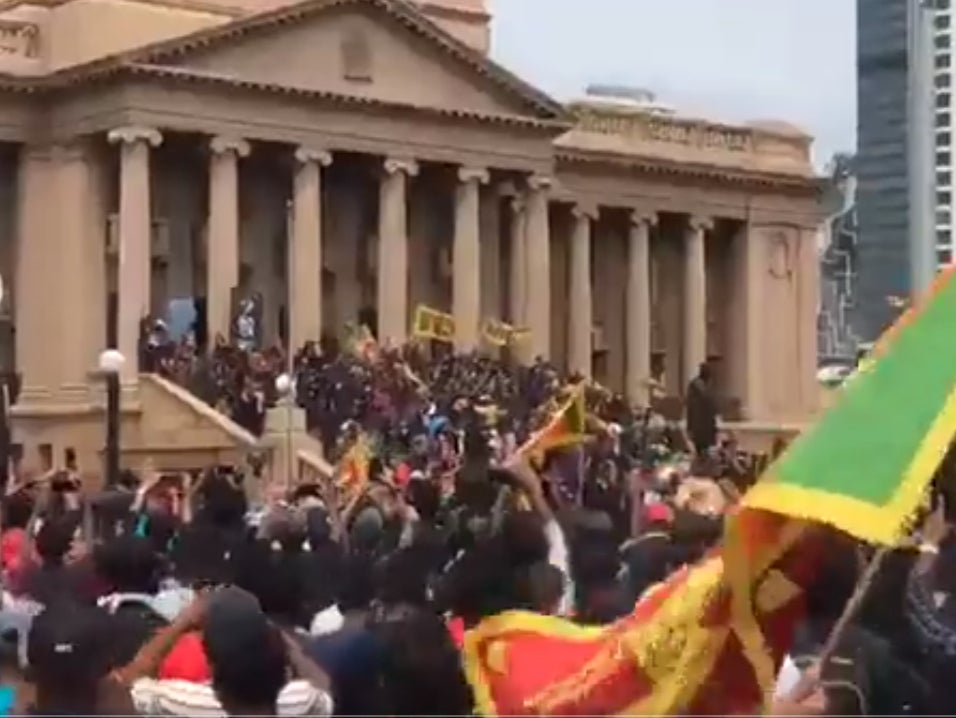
412,306,530,347
481,318,530,347
412,305,456,343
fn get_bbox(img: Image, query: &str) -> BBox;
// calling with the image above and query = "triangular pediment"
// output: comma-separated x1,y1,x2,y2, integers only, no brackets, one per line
125,0,563,121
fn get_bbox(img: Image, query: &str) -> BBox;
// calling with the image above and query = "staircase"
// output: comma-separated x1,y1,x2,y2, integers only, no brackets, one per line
11,374,266,482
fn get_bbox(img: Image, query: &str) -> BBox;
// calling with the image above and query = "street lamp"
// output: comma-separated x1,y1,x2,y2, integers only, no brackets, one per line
275,372,295,488
98,349,125,488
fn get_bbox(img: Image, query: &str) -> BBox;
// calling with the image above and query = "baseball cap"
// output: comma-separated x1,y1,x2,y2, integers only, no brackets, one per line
201,587,272,666
27,602,113,684
643,503,674,526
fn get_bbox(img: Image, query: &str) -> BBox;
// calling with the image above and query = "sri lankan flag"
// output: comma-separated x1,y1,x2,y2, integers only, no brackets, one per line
723,265,956,711
463,513,823,716
464,269,956,715
519,385,587,466
742,264,956,545
336,434,370,500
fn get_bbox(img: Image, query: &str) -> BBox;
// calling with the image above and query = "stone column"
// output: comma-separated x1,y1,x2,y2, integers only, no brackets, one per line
798,227,821,417
290,146,332,351
525,174,552,360
568,203,595,376
207,136,249,344
377,157,418,343
627,210,656,405
108,126,162,382
683,214,711,387
453,166,488,351
508,194,527,328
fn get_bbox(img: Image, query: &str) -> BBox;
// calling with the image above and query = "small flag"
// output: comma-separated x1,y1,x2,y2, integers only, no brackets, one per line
336,434,370,499
520,385,587,466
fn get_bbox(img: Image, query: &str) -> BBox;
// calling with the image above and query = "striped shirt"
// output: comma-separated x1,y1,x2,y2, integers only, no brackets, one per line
130,678,333,717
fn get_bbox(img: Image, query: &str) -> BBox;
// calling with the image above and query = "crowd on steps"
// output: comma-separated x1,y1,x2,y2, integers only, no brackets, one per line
0,313,944,715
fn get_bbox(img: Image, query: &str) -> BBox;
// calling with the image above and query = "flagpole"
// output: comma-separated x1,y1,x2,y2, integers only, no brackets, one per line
787,547,889,702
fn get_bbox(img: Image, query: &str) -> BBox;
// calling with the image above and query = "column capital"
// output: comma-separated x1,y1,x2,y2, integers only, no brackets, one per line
295,146,332,167
384,156,419,177
688,214,714,233
572,202,598,221
510,195,526,214
107,126,162,148
210,135,251,158
527,173,553,192
630,208,658,228
458,166,489,184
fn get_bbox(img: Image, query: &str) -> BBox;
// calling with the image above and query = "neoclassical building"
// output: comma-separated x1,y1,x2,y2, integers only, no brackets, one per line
0,0,822,467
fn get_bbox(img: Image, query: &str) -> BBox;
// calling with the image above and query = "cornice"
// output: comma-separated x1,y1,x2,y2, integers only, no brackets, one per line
554,150,824,195
0,0,243,16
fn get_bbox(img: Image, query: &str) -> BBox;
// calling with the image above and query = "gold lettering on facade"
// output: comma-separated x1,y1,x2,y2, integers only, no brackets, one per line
577,109,635,136
700,127,751,152
0,21,39,59
574,106,753,153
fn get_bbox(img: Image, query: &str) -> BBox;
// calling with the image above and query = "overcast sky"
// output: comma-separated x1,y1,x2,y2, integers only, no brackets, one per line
490,0,856,166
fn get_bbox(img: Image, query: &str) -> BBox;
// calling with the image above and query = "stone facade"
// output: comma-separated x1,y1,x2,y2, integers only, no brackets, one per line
0,0,822,466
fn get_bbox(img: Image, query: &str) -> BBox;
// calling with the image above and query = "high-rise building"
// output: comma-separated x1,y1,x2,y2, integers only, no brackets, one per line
856,0,944,340
934,0,954,264
819,154,861,361
855,0,911,341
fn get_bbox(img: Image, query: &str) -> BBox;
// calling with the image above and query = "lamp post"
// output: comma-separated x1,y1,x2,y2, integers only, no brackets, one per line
275,372,295,489
98,349,125,488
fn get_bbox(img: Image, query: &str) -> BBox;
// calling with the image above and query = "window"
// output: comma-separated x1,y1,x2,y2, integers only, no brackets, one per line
938,111,952,128
939,229,951,245
938,92,952,108
938,248,953,265
937,73,952,89
939,131,951,147
937,53,952,69
938,150,952,166
939,170,951,187
937,33,950,49
939,208,952,224
937,13,952,30
940,0,951,10
939,190,952,206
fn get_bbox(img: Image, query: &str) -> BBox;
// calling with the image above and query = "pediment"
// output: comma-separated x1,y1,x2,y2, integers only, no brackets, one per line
132,0,562,121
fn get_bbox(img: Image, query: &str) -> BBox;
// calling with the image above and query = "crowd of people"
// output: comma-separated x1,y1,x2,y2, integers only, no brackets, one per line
0,315,948,715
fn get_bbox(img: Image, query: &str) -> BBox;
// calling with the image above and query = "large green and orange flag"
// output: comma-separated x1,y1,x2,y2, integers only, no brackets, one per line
463,267,956,716
742,264,956,545
463,513,821,716
720,265,956,711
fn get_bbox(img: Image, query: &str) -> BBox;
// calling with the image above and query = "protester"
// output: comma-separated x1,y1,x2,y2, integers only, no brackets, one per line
2,319,951,717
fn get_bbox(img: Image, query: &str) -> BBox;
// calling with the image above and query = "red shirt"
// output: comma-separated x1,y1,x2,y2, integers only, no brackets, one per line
159,631,211,683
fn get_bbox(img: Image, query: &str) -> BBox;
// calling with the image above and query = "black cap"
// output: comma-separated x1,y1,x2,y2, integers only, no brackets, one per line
201,587,271,666
27,602,112,683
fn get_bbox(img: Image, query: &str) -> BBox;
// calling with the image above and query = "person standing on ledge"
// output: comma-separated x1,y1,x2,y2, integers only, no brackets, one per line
685,362,718,457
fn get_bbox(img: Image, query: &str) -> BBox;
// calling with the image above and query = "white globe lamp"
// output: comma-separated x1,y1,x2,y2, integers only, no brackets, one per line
98,349,126,374
275,373,294,397
98,348,125,490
